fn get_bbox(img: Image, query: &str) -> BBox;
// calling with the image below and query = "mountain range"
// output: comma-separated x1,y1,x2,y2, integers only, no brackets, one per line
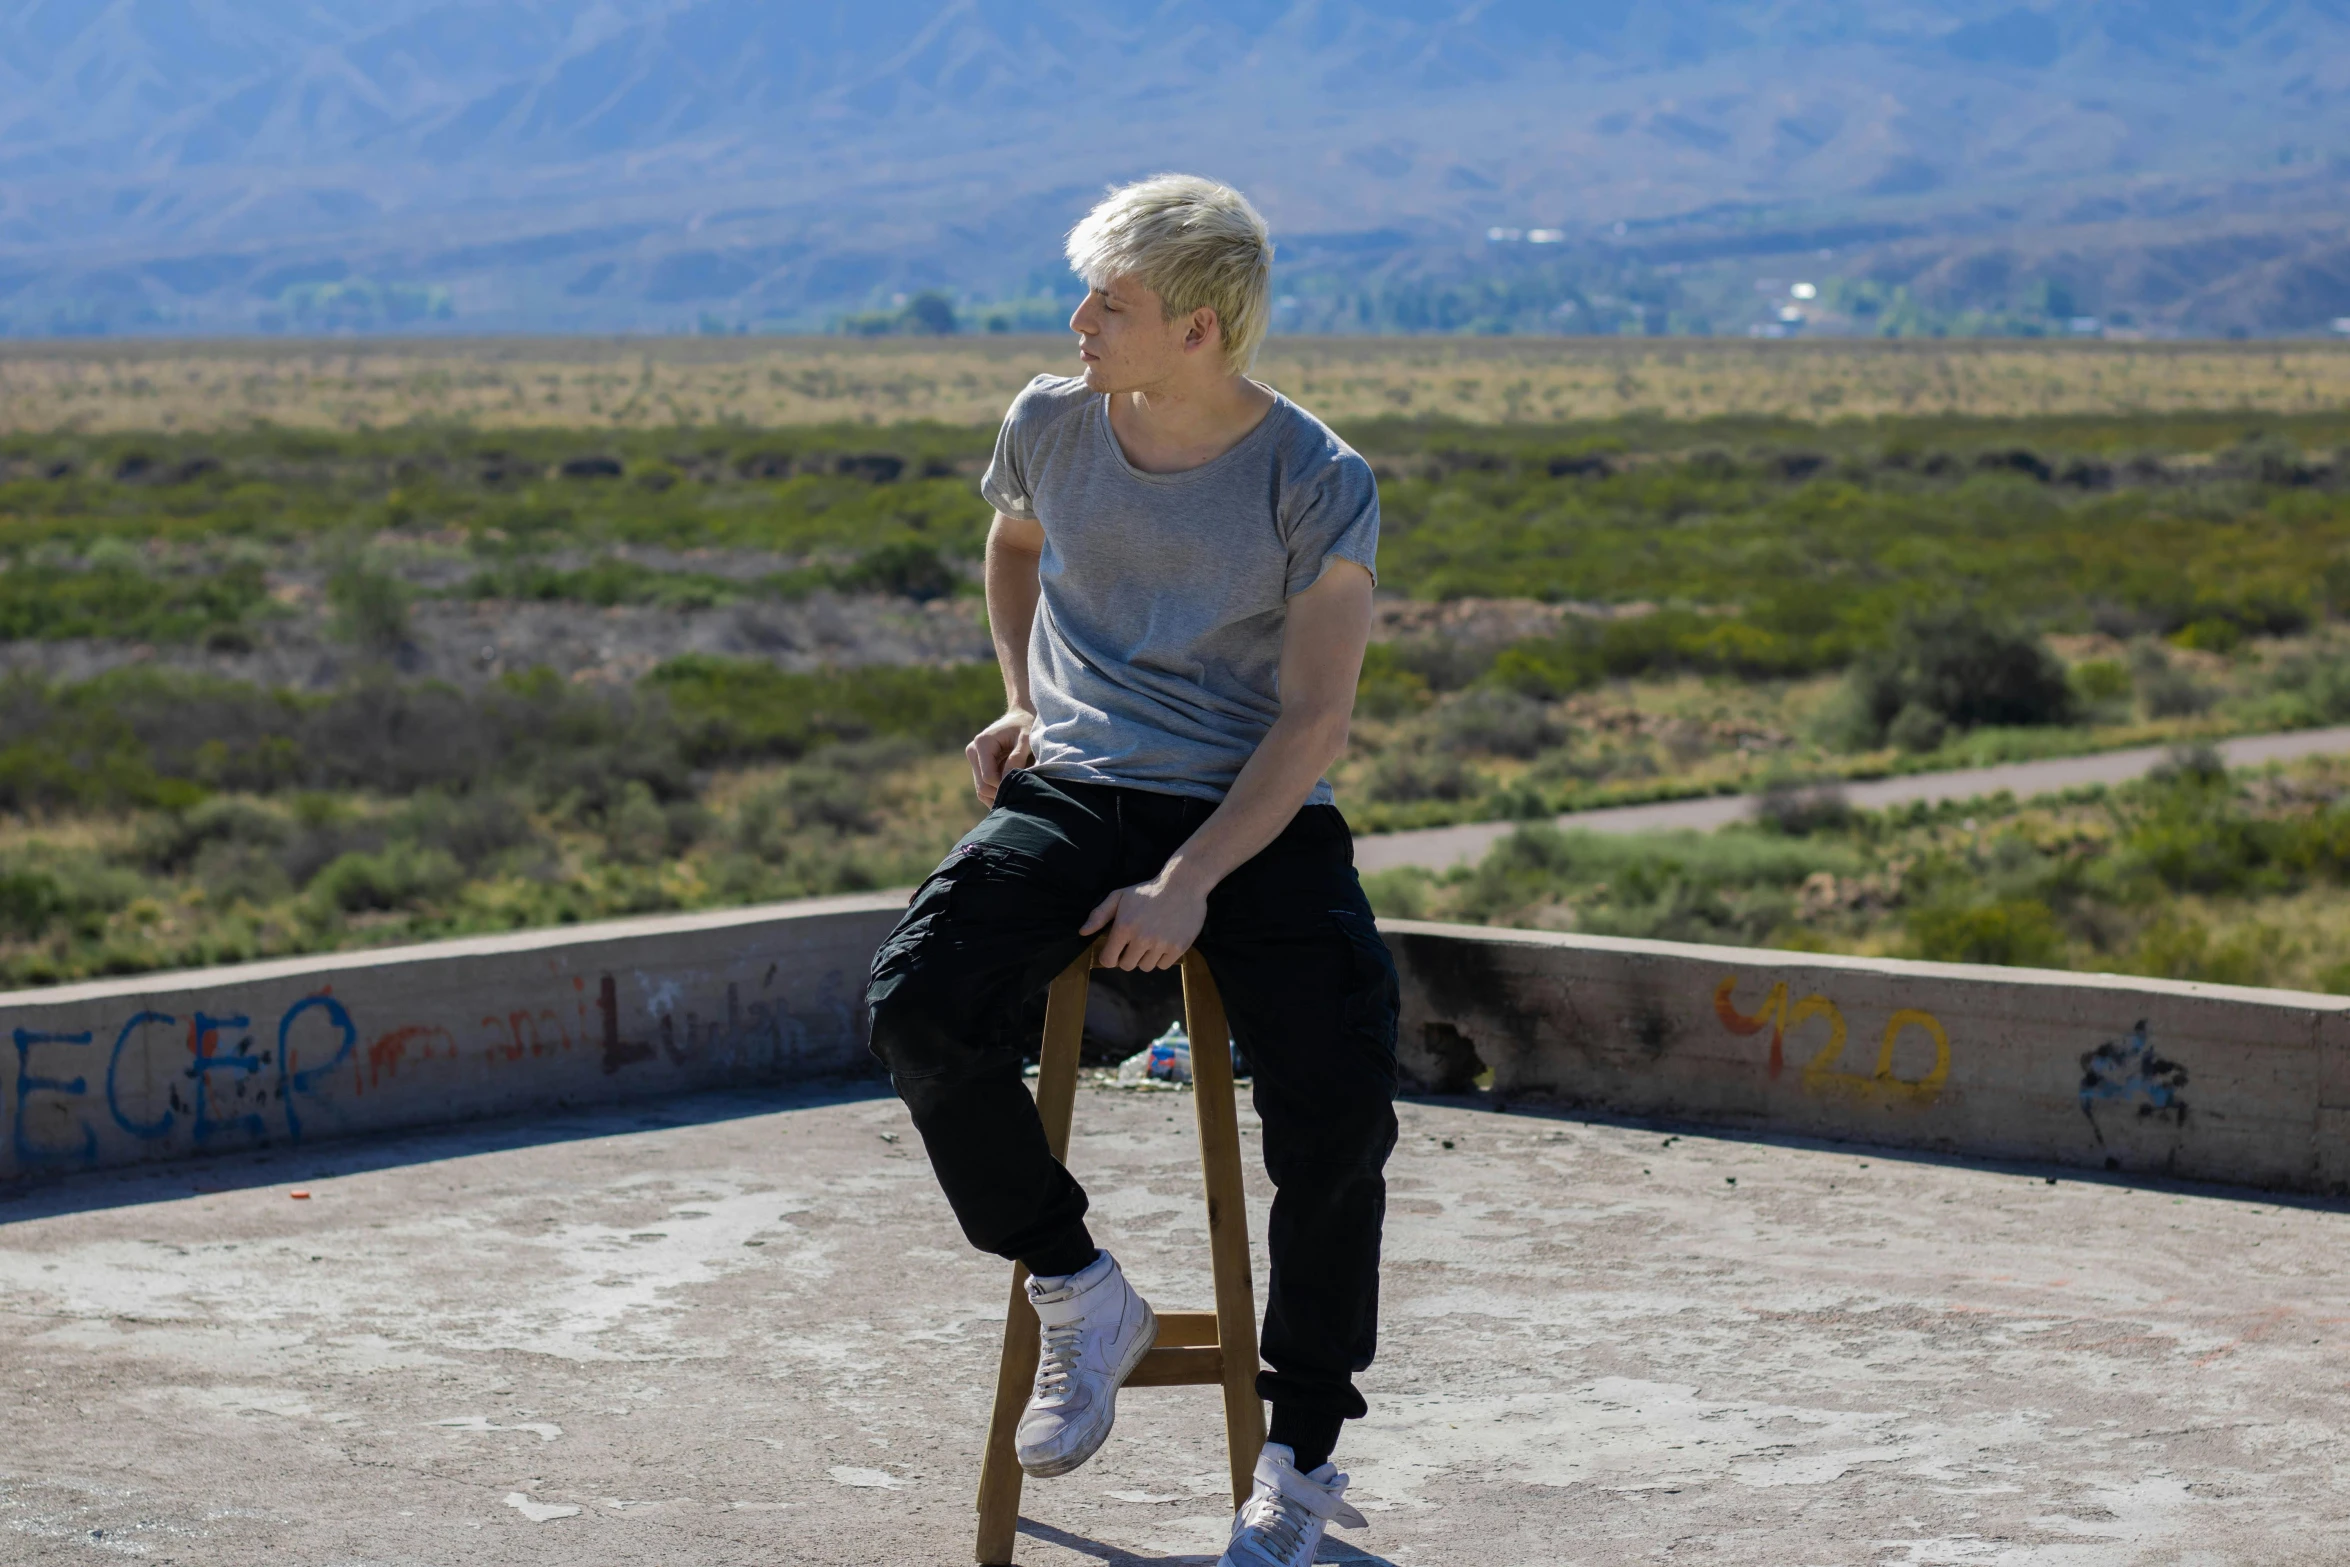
4,0,2350,338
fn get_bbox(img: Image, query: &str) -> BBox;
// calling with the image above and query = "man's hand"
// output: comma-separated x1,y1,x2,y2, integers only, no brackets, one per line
1082,873,1208,972
967,709,1035,806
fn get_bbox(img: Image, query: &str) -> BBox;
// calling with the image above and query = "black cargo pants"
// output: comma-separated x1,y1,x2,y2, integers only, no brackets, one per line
865,768,1400,1431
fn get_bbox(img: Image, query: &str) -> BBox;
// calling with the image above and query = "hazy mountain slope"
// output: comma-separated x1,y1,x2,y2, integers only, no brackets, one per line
1,0,2347,336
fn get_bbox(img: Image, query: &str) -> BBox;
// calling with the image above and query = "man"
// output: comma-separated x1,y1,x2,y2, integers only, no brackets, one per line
865,173,1396,1567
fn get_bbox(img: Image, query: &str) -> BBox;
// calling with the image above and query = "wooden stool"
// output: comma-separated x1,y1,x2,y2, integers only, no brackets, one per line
974,943,1266,1565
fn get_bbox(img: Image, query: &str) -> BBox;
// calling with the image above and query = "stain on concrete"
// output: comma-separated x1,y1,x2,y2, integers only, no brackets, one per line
1389,931,1563,1093
599,972,654,1075
1625,1001,1675,1060
1415,1022,1486,1095
1392,930,1514,1024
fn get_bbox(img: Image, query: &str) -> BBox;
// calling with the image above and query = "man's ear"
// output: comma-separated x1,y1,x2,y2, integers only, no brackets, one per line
1184,306,1221,356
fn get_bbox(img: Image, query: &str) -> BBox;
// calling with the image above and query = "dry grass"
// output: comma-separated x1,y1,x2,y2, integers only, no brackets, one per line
5,336,2350,433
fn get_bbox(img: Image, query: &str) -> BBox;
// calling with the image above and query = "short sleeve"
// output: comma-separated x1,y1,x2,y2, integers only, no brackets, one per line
1283,453,1380,597
980,386,1038,518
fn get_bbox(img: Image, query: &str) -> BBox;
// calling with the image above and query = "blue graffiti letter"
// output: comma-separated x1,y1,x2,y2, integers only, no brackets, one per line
187,1013,265,1145
107,1010,178,1139
11,1028,96,1166
278,994,357,1142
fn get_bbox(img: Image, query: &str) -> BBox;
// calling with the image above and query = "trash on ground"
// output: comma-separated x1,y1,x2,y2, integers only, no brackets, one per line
1117,1022,1194,1086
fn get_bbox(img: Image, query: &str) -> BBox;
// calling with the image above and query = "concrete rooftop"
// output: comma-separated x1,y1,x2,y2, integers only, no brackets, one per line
4,1080,2348,1566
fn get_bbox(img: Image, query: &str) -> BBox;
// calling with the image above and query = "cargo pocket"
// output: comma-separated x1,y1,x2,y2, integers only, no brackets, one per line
1328,907,1401,1065
939,842,1052,925
867,847,1039,1078
867,855,966,985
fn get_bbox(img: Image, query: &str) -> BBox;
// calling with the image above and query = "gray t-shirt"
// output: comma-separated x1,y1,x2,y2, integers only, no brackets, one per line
980,373,1380,805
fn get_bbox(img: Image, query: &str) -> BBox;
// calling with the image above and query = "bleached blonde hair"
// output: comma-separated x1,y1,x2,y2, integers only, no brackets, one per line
1066,174,1274,373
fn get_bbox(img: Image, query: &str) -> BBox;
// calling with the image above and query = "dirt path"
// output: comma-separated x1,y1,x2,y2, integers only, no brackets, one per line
1354,724,2350,874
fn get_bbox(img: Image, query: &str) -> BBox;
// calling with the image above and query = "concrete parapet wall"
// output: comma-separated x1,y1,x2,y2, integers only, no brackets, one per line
1,893,904,1180
12,898,2350,1193
1383,919,2350,1193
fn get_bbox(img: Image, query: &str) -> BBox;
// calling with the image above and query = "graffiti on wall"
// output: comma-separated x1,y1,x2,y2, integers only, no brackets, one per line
2078,1019,2189,1143
1713,974,1952,1106
10,991,362,1167
5,958,861,1171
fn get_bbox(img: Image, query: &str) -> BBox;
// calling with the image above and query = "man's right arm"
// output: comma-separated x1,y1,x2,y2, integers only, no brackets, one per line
966,510,1045,806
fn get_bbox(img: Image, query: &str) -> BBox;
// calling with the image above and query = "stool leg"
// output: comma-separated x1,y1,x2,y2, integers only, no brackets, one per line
1181,952,1268,1510
974,1265,1037,1565
975,946,1094,1565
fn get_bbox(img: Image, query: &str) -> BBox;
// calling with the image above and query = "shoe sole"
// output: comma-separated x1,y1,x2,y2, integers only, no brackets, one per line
1018,1299,1158,1478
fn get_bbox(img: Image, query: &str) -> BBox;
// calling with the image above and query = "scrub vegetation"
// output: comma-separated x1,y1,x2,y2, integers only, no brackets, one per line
1361,749,2350,997
8,336,2350,434
9,393,2350,988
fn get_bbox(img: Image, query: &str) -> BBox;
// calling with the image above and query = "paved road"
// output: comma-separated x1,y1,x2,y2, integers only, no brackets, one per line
5,1085,2346,1564
1355,723,2350,875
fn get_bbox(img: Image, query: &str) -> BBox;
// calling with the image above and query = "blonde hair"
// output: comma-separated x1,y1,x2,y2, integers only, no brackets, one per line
1066,174,1273,373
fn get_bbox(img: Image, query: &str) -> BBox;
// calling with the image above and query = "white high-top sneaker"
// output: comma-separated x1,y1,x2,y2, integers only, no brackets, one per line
1217,1443,1369,1567
1015,1251,1157,1477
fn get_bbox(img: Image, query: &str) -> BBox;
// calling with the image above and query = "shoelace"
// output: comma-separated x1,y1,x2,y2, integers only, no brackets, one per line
1233,1489,1314,1563
1232,1465,1367,1566
1032,1319,1084,1401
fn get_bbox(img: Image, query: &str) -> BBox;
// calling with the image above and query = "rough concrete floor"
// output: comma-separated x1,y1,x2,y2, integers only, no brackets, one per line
4,1082,2348,1567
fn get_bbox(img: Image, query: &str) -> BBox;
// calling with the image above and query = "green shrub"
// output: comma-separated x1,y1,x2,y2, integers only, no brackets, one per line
308,844,463,913
192,838,294,906
1487,638,1601,699
735,742,920,859
0,868,62,939
2071,658,2131,703
400,789,540,863
1451,824,1853,940
1433,690,1559,758
2127,911,2271,986
1357,867,1436,921
132,796,290,873
648,656,1001,764
2262,653,2350,726
464,556,739,610
326,562,412,655
0,668,697,813
1475,826,1849,945
1377,636,1506,693
2131,642,2213,718
1848,607,2074,744
1353,645,1432,718
1363,751,1480,804
1905,899,2066,967
2170,617,2244,654
0,560,266,644
2121,757,2285,896
830,540,962,601
602,782,674,865
1886,702,1949,753
0,853,150,943
1754,779,1853,835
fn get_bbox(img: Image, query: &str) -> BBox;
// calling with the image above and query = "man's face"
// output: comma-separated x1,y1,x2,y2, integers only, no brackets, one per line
1069,275,1194,393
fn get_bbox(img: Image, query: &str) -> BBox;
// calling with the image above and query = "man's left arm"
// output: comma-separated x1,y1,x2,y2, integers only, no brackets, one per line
1084,559,1376,970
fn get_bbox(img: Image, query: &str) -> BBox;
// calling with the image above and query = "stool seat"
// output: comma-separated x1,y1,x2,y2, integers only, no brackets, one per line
973,943,1265,1565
